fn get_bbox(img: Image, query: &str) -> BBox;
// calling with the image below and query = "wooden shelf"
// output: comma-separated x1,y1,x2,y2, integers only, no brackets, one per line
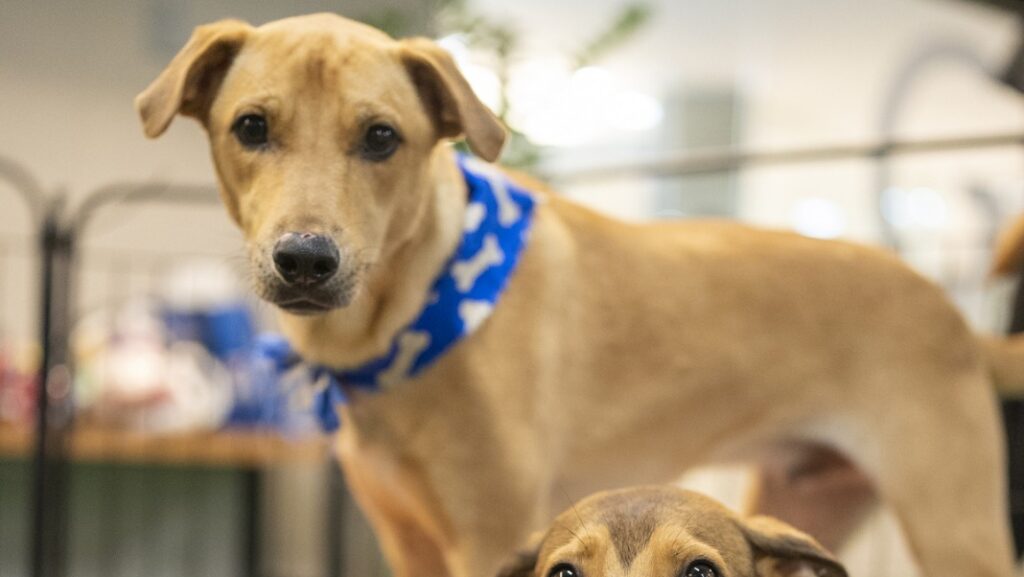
0,422,330,467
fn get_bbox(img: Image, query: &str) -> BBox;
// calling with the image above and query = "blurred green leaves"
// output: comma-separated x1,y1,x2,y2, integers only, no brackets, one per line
361,1,653,169
574,4,652,68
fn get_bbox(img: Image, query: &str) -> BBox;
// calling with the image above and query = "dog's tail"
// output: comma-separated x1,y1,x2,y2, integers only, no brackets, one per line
992,215,1024,277
979,335,1024,396
983,214,1024,396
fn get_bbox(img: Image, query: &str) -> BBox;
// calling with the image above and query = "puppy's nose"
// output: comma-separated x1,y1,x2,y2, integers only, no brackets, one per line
272,233,340,287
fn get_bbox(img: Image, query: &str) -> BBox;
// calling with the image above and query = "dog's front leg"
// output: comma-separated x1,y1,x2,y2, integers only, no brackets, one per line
337,423,550,577
437,460,553,577
338,441,452,577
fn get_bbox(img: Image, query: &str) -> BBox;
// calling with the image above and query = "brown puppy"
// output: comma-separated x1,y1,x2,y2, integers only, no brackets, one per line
136,13,1024,577
498,486,846,577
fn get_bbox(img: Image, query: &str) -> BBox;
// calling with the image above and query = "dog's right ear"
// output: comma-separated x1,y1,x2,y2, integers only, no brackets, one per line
494,547,540,577
739,516,847,577
135,19,252,138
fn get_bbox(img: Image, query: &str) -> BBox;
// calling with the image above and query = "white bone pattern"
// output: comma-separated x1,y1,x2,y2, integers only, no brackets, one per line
458,300,494,333
378,331,431,388
452,235,504,293
464,201,486,232
490,178,521,226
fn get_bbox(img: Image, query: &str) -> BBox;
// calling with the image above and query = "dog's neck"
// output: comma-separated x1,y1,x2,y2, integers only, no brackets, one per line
276,147,466,368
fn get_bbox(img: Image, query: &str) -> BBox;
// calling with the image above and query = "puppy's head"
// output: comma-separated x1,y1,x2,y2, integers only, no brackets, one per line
499,487,846,577
135,14,504,315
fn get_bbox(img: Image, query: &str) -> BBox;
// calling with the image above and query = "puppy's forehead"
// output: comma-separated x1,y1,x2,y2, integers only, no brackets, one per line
549,488,746,568
576,487,736,531
597,490,671,567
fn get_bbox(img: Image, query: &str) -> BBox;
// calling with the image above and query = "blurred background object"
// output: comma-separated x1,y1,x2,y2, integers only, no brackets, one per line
3,0,1024,576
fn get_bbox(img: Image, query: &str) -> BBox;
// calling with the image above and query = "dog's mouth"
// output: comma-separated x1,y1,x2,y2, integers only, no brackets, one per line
264,283,356,315
277,297,335,315
256,274,360,316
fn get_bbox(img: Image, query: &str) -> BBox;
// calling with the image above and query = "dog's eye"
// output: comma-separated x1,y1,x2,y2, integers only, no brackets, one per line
547,563,579,577
684,561,718,577
232,114,269,148
362,123,400,161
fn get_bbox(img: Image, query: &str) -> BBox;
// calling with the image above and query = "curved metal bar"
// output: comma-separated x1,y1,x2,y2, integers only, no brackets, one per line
875,39,995,249
71,182,221,234
0,155,47,223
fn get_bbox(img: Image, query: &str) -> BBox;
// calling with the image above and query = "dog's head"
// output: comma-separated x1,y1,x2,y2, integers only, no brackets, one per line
498,487,846,577
136,13,504,315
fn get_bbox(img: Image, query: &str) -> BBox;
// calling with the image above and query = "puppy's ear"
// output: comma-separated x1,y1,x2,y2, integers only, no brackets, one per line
135,19,252,138
495,547,540,577
740,516,847,577
398,37,506,162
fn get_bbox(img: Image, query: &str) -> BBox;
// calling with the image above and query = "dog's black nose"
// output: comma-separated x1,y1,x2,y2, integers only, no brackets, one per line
272,233,340,286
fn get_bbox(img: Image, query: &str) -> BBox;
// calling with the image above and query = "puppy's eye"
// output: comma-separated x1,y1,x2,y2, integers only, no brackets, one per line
685,561,718,577
547,563,579,577
362,123,400,161
232,114,269,148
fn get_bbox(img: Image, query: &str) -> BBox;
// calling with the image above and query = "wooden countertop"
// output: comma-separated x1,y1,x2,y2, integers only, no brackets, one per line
0,422,331,467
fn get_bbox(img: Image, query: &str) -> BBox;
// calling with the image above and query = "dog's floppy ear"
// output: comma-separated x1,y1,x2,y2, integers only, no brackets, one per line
135,19,252,138
739,516,847,577
494,547,540,577
398,37,506,162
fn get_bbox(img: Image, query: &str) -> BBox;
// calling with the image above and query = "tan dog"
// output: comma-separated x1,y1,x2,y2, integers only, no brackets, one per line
497,486,846,577
136,13,1024,577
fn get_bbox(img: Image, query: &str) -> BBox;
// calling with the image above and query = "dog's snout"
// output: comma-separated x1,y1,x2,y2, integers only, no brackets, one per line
272,233,340,287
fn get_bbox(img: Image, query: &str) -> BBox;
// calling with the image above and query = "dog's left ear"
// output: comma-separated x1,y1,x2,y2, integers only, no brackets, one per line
739,516,847,577
398,38,506,162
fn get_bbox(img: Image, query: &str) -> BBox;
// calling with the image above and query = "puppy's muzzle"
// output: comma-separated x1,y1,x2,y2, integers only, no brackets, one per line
273,232,340,287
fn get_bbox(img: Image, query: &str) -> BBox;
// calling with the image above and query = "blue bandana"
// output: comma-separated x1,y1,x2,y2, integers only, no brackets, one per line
253,155,537,432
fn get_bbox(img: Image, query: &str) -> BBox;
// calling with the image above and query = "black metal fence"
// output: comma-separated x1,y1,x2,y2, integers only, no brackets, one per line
0,163,386,577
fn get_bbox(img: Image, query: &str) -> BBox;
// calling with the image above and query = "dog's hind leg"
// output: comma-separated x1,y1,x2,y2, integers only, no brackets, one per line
847,373,1014,577
744,443,877,553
